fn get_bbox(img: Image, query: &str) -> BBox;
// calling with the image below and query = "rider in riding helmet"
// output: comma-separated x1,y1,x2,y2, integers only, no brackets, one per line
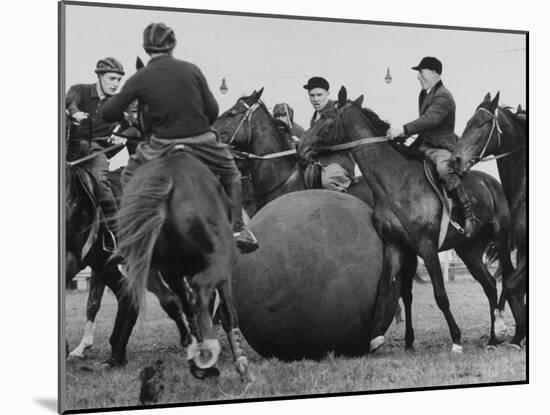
386,56,477,238
66,57,127,250
101,23,259,254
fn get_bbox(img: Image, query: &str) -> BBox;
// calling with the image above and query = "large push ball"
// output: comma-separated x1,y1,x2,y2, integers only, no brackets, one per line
233,190,384,360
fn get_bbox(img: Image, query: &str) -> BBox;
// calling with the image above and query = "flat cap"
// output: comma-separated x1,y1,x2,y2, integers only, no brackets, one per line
411,56,442,74
303,76,330,91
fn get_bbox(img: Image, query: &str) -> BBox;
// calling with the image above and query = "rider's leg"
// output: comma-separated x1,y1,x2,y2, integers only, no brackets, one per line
88,151,118,239
320,163,353,192
422,147,477,238
182,132,259,253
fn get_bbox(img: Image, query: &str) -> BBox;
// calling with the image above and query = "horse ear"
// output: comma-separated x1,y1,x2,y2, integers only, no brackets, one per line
489,91,500,111
354,95,364,107
256,87,265,100
483,92,491,103
136,57,144,70
338,86,347,107
517,104,523,113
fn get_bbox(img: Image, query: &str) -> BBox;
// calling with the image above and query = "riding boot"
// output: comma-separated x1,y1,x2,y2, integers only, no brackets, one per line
221,178,259,254
97,186,118,252
452,183,476,239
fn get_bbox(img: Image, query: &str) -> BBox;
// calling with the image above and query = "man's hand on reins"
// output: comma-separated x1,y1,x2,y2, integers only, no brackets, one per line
71,111,89,125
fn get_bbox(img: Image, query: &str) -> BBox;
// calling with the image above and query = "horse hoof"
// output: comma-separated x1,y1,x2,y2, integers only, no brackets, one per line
451,343,463,353
370,336,386,353
504,343,522,351
189,360,220,380
67,353,85,361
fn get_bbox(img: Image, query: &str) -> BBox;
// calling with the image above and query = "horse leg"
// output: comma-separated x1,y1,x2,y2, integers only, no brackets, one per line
420,244,462,351
146,270,192,349
69,270,106,359
503,253,526,347
217,280,252,382
455,241,501,348
401,253,418,350
369,243,404,352
103,266,139,367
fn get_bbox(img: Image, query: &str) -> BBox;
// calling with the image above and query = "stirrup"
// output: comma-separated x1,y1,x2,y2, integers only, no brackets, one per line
102,229,117,253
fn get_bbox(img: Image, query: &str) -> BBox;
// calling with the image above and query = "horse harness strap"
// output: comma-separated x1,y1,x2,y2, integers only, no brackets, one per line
231,148,297,160
319,136,391,152
227,101,261,147
66,143,125,167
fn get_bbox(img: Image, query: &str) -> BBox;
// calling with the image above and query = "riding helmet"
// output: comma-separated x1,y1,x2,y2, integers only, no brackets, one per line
143,23,177,53
94,57,125,75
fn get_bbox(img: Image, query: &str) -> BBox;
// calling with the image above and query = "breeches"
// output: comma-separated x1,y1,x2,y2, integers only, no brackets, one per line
121,131,242,187
418,145,460,191
321,163,353,192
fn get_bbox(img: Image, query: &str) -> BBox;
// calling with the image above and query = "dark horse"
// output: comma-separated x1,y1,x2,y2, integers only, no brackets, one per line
106,151,251,380
214,89,418,349
298,87,519,351
452,93,526,347
213,89,373,212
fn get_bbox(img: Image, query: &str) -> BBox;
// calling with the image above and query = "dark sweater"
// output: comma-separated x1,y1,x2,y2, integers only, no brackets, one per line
101,55,219,138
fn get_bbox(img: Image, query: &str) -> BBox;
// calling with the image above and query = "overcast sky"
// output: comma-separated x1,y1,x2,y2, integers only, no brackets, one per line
64,3,526,177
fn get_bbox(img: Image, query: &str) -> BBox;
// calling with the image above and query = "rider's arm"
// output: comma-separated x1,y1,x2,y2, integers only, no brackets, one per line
101,77,139,123
66,84,83,115
196,68,219,124
403,94,454,136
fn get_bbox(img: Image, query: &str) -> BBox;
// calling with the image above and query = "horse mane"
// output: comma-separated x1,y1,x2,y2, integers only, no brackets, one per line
358,105,390,137
501,106,526,130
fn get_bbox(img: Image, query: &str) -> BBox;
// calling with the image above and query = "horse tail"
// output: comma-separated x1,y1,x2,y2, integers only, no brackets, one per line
115,166,174,310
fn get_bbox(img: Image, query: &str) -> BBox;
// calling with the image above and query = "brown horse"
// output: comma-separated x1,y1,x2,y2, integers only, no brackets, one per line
452,93,526,347
214,90,418,351
107,151,251,380
297,87,519,351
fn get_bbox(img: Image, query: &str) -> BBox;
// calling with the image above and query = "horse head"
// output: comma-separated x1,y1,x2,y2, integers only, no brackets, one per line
452,92,518,174
214,87,291,157
298,86,375,163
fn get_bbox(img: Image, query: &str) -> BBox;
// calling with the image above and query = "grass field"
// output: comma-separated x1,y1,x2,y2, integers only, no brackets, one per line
63,278,526,412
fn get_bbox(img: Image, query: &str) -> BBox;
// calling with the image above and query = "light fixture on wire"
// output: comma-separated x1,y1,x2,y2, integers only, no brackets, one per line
384,67,392,84
220,77,228,94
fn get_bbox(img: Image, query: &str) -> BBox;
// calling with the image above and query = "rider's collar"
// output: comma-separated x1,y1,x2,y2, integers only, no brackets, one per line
95,82,107,100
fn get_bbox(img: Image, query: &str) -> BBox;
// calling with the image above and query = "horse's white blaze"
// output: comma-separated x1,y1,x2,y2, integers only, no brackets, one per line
451,343,463,353
69,321,95,358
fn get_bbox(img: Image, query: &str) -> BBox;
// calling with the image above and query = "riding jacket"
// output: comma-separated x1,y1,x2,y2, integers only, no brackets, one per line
403,80,458,152
101,55,218,138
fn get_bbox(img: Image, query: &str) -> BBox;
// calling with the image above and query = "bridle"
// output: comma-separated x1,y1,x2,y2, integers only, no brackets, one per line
223,99,300,197
465,106,524,170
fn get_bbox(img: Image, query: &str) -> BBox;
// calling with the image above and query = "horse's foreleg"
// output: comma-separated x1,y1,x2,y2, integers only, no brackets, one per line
503,253,526,347
401,253,418,350
456,242,500,347
102,266,138,367
420,244,462,351
217,281,251,382
69,271,106,359
369,244,404,353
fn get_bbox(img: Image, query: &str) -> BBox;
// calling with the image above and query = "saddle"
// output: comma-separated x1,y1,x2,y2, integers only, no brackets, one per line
74,168,102,259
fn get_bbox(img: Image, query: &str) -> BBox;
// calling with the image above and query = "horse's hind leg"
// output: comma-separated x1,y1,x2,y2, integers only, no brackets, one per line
69,271,106,359
455,240,501,348
217,280,251,382
147,270,192,349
